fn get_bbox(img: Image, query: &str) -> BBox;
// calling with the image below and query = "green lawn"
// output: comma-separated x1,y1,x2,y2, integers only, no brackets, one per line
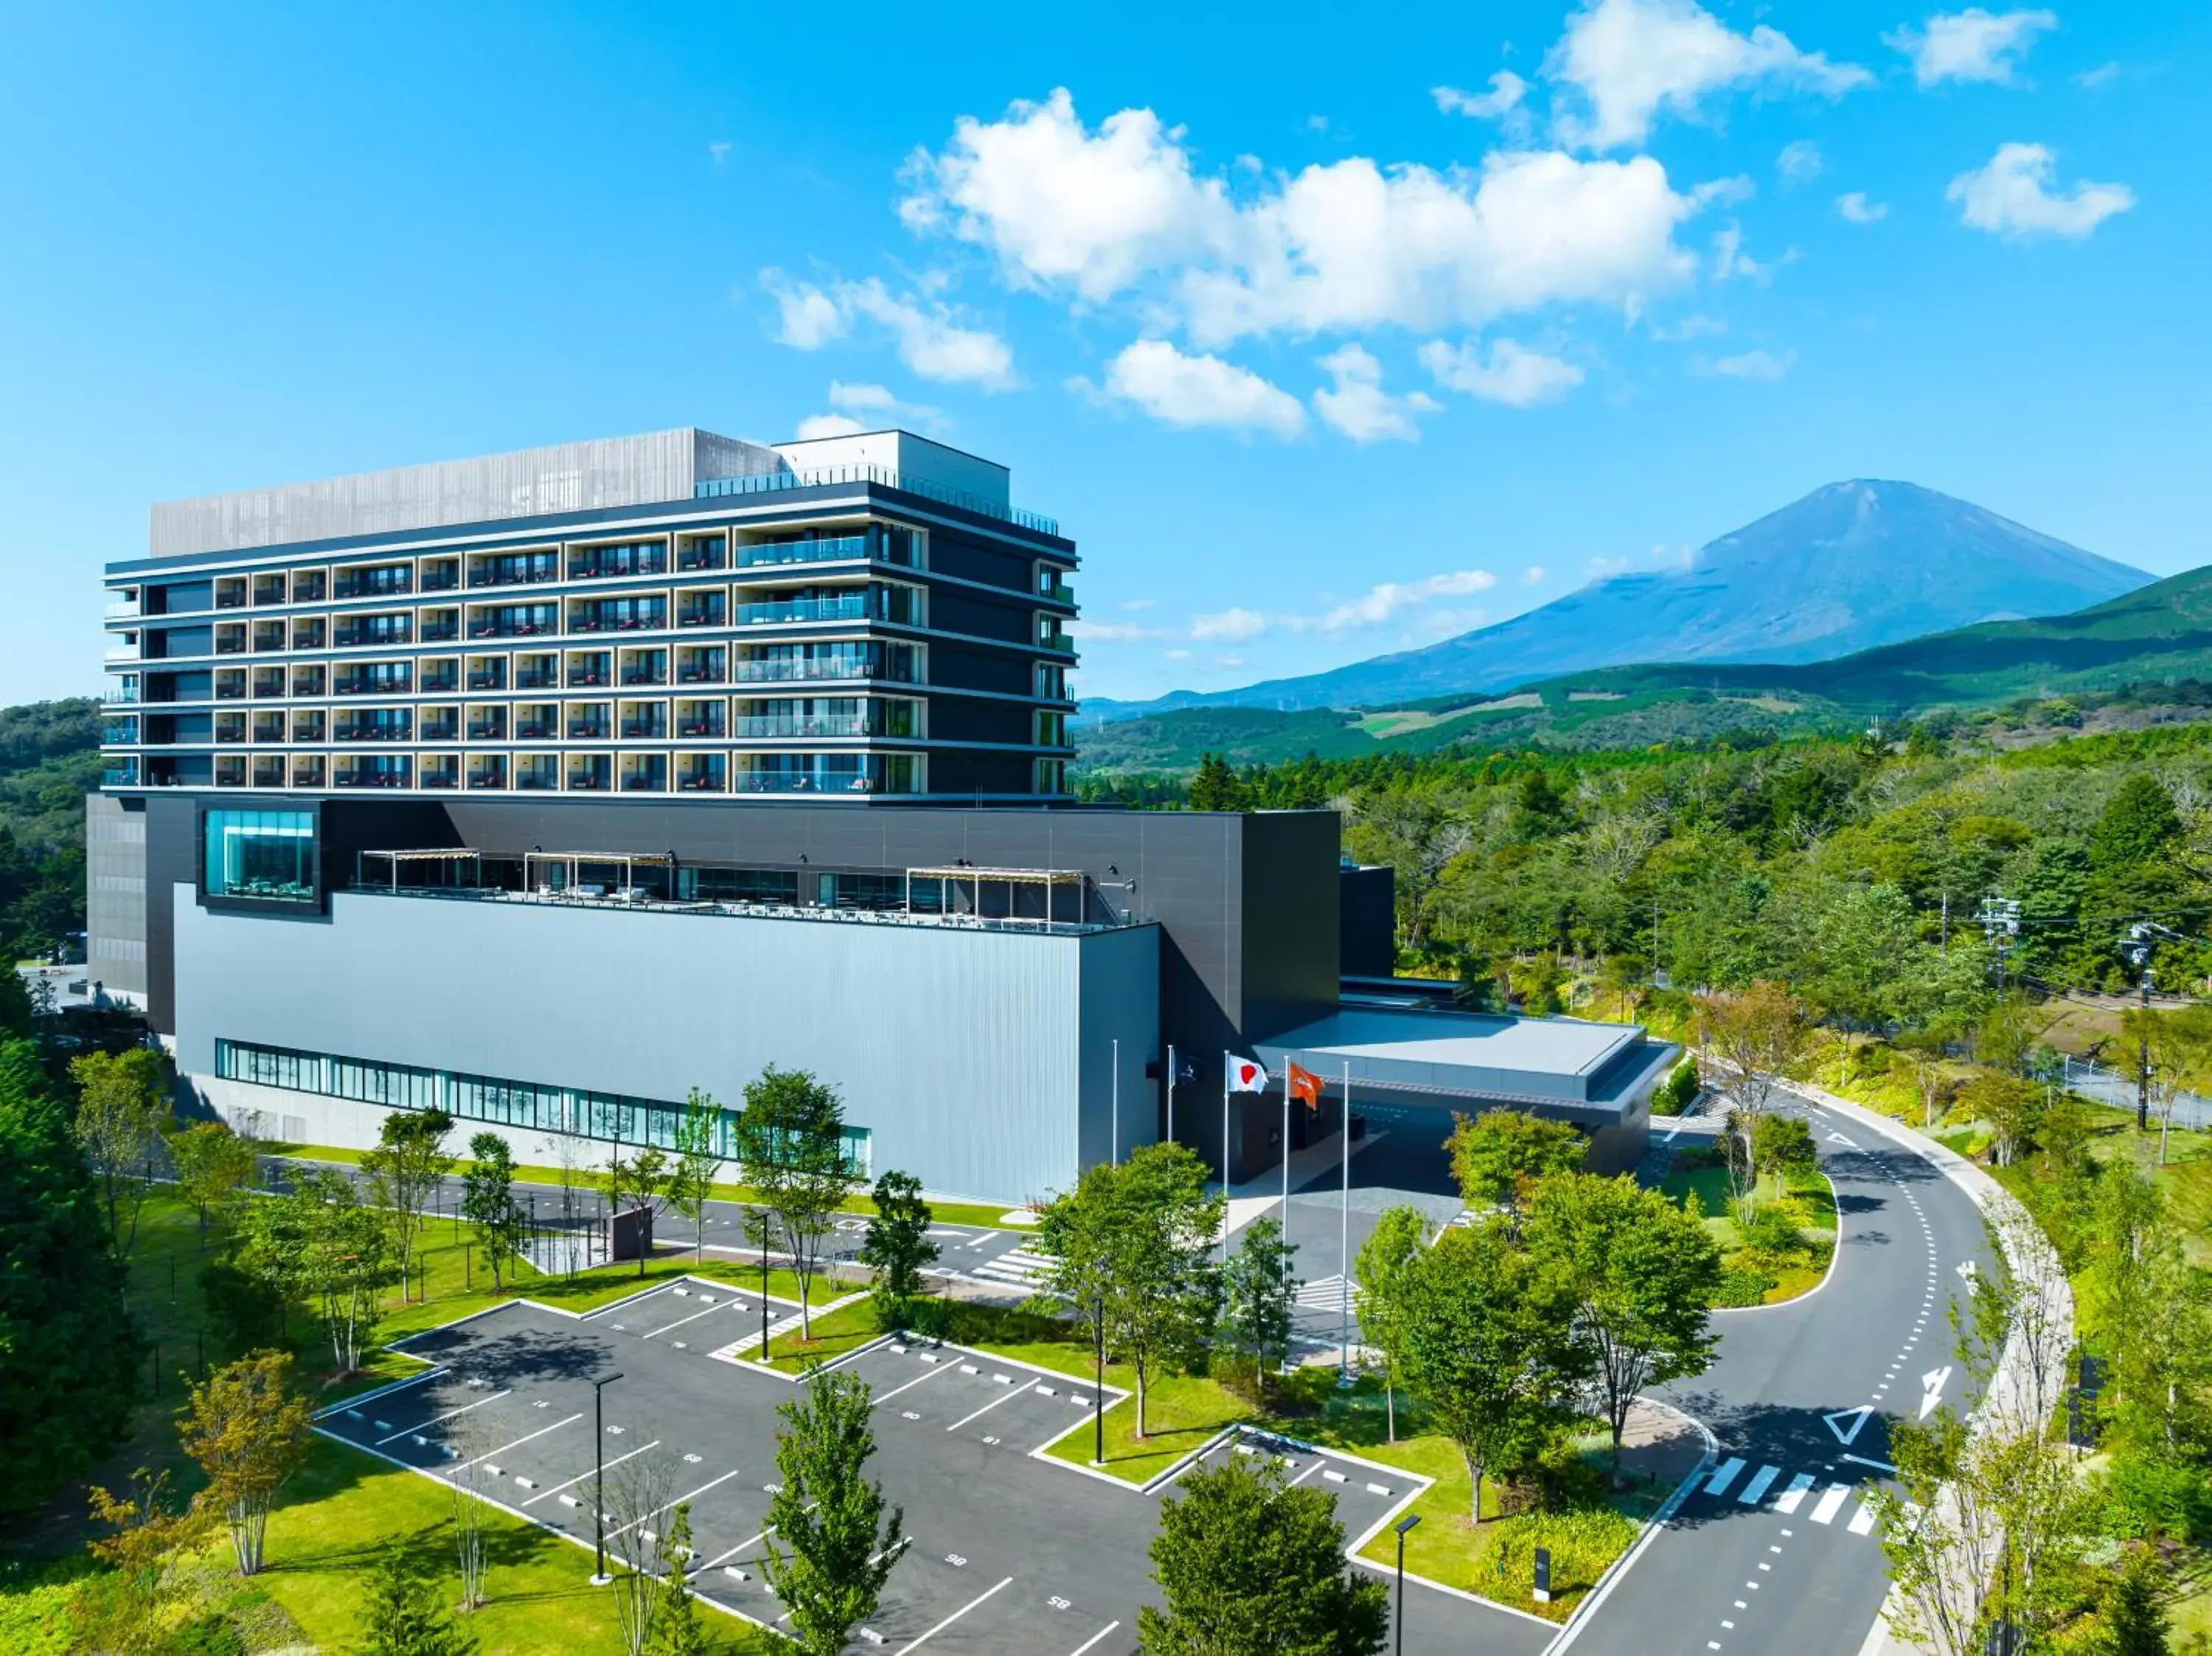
747,1295,883,1374
246,1437,771,1654
267,1144,1026,1232
1657,1163,1836,1306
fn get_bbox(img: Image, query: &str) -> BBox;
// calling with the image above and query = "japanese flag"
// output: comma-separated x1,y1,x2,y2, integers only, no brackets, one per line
1226,1055,1269,1093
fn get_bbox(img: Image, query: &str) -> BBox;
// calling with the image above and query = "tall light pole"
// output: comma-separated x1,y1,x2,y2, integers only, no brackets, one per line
1110,1037,1120,1165
1338,1060,1352,1387
1393,1513,1421,1655
1091,1293,1105,1467
2122,922,2182,1133
591,1371,625,1584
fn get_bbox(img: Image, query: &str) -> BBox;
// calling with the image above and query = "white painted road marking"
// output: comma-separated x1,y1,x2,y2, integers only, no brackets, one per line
1773,1473,1815,1514
376,1388,512,1445
1705,1458,1746,1496
1919,1365,1954,1419
643,1299,733,1340
455,1413,581,1472
1737,1464,1781,1505
520,1438,663,1505
1066,1623,1122,1656
874,1362,958,1408
897,1575,1013,1653
1809,1485,1851,1525
1823,1405,1874,1445
946,1379,1037,1434
1848,1502,1879,1536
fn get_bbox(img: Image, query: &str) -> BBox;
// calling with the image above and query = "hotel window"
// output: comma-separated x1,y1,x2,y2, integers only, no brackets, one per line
203,808,317,902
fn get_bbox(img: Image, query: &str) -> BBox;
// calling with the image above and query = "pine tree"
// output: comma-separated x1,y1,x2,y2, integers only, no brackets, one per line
357,1543,477,1656
1219,1217,1298,1396
2104,1545,2170,1656
1186,754,1244,813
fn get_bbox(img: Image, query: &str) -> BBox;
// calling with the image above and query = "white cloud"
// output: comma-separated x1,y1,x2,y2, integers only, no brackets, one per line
1213,654,1247,669
759,273,1015,388
793,414,867,439
1885,8,2057,88
1164,648,1192,661
1524,565,1547,584
1120,597,1158,611
1776,140,1823,185
1074,618,1172,643
1192,607,1269,642
1433,71,1529,120
1947,142,2134,239
709,141,731,167
1708,347,1795,379
1322,569,1498,631
899,88,1232,302
1311,345,1441,442
900,89,1700,346
824,380,941,428
2076,60,2120,88
1419,337,1585,406
1546,0,1874,150
762,271,847,349
1099,339,1307,436
1689,173,1756,209
1649,312,1725,340
1837,191,1890,223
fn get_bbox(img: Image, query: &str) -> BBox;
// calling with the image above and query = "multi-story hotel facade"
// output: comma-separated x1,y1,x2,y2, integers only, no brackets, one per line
88,426,1671,1206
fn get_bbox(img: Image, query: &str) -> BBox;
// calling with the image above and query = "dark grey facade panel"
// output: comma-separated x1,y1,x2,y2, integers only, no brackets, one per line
1339,865,1397,979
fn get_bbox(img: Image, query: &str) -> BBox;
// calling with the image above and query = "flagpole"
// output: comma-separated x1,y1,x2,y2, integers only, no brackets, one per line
1221,1058,1231,1262
1281,1060,1291,1220
1167,1043,1177,1146
1339,1059,1352,1387
1111,1037,1120,1165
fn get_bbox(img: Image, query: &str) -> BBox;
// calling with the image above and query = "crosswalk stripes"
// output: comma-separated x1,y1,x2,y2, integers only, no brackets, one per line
1295,1275,1350,1311
969,1247,1054,1290
1697,1457,1886,1540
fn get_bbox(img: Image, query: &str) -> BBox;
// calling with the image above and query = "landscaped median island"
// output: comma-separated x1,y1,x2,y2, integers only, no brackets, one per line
1660,1149,1837,1307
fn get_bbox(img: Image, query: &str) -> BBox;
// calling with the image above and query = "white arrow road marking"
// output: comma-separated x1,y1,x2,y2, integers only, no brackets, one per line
1826,1130,1856,1146
1824,1405,1874,1446
1919,1365,1954,1419
1957,1260,1978,1282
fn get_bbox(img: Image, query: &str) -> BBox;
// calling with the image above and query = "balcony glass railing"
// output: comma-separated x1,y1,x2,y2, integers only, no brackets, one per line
676,718,726,739
734,715,872,739
677,602,726,627
422,764,459,789
620,668,667,687
737,595,870,626
421,566,461,593
420,722,460,742
619,720,667,740
421,675,459,695
515,721,556,742
567,720,610,740
333,572,412,599
737,535,872,570
467,672,507,692
469,556,559,588
697,465,1060,537
515,670,559,691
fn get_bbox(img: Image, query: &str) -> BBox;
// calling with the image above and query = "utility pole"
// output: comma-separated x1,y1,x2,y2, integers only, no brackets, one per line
1941,892,1950,953
1976,898,2020,994
2121,922,2180,1133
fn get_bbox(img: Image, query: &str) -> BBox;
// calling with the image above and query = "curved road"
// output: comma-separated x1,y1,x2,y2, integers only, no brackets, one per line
1554,1096,2001,1656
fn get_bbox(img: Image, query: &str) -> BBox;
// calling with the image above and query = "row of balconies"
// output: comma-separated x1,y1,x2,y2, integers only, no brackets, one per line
114,749,933,796
125,695,929,748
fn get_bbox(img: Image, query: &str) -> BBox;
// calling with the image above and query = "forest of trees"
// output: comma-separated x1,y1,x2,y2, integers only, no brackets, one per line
1089,723,2212,1006
0,698,101,961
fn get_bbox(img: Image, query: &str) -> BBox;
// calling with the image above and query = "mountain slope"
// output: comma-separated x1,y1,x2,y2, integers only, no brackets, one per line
1084,481,2147,721
1075,563,2212,771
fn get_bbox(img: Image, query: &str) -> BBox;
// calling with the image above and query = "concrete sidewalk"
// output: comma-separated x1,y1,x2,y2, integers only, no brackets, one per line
1217,1125,1393,1242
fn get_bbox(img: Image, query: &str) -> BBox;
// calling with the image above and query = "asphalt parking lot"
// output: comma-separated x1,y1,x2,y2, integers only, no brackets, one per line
317,1281,1554,1655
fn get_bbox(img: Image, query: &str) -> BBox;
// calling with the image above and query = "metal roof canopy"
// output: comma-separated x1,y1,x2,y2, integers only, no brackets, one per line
904,865,1087,928
526,849,675,894
358,848,484,891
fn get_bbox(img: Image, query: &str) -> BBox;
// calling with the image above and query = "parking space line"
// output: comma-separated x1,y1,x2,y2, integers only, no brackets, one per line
897,1576,1013,1653
874,1361,959,1408
375,1388,512,1446
945,1378,1035,1433
1285,1460,1324,1486
456,1413,582,1471
641,1300,736,1340
520,1438,662,1504
699,1524,775,1570
1067,1623,1121,1656
607,1467,745,1538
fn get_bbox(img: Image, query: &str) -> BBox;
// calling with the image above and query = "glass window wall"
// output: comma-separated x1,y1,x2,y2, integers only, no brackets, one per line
203,809,317,901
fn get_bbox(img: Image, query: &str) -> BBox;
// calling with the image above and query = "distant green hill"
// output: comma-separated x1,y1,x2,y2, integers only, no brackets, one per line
1076,564,2212,773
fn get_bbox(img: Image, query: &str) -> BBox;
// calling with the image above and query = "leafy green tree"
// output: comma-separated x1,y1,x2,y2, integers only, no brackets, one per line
1139,1453,1388,1655
1397,1220,1587,1521
732,1067,864,1337
241,1169,392,1375
1523,1173,1722,1480
80,1467,215,1650
1218,1216,1298,1397
644,1504,708,1656
761,1372,905,1656
459,1132,524,1290
1353,1204,1427,1443
2103,1545,2171,1656
1750,1113,1816,1180
361,1107,455,1301
178,1350,313,1576
68,1046,169,1253
604,1144,671,1278
1444,1108,1582,1228
667,1090,723,1264
858,1169,937,1329
1036,1141,1224,1438
1186,753,1245,813
2092,773,2182,870
357,1542,477,1656
1958,1074,2042,1168
0,1039,142,1518
167,1119,260,1247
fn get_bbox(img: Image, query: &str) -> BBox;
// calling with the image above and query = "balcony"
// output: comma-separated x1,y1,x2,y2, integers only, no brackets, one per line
102,685,141,705
737,595,870,626
420,619,461,644
215,588,248,610
568,605,666,635
515,667,559,691
102,763,142,786
567,717,611,740
421,565,461,594
696,464,1060,537
335,722,413,743
335,674,411,697
738,535,872,571
619,718,667,740
215,635,246,655
677,597,726,627
468,761,508,790
102,720,140,745
515,765,557,792
333,571,413,600
620,667,667,689
467,719,508,742
421,673,460,695
467,671,507,692
470,555,559,588
292,575,326,602
735,714,872,739
215,681,246,700
566,669,609,689
215,722,247,744
105,596,141,621
568,543,667,580
420,720,460,742
334,623,412,649
333,767,412,789
468,616,555,640
676,656,727,684
678,539,728,573
421,761,460,789
676,717,726,739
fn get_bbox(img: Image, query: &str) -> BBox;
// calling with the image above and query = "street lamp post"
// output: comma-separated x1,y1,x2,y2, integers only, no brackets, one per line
1393,1513,1421,1656
591,1371,625,1584
1092,1293,1105,1467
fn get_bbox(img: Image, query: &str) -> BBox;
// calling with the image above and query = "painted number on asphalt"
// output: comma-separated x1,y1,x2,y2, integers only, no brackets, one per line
946,1554,967,1568
1048,1596,1071,1610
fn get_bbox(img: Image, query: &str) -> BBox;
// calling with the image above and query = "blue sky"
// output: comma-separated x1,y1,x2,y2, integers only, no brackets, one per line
1,0,2204,705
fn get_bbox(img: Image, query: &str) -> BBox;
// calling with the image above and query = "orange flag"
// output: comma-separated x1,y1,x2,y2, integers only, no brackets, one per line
1287,1062,1324,1112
